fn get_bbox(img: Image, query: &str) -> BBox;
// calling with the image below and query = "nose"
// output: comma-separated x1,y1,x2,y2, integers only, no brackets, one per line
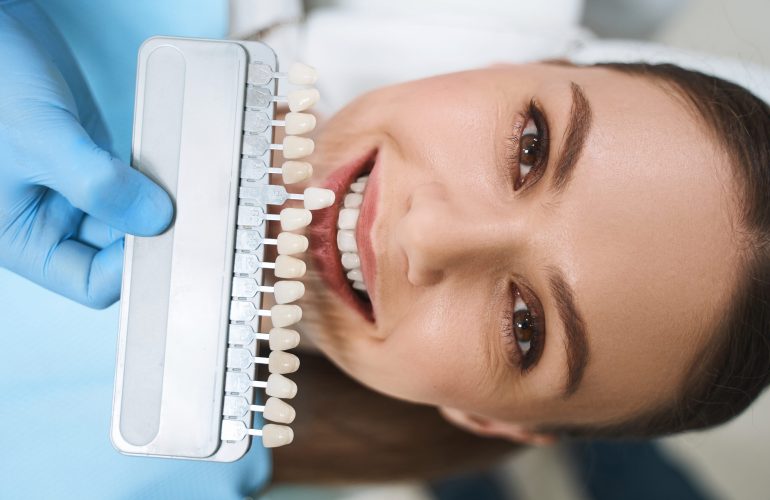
396,182,511,286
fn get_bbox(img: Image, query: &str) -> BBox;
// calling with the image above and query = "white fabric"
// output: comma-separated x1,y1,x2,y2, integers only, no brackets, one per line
231,1,770,110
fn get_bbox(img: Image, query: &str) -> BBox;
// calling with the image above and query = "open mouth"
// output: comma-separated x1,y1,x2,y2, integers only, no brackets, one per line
308,148,378,322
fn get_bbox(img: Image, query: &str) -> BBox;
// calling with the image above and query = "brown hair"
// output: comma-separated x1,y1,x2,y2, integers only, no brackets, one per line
541,62,770,439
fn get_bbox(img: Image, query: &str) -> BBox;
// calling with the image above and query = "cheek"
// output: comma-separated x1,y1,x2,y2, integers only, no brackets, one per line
348,283,504,408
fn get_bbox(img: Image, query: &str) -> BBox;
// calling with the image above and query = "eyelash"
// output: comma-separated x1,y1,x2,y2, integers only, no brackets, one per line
502,101,549,372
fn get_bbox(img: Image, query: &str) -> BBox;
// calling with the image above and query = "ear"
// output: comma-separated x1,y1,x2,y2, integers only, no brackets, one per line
439,406,557,446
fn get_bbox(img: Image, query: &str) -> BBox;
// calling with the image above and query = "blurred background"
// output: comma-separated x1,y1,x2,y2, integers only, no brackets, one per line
263,1,770,499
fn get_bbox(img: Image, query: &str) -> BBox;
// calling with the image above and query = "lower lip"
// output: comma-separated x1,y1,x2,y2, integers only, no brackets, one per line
308,149,377,322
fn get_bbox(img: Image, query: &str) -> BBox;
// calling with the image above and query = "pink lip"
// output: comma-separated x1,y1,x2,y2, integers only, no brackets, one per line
356,156,379,311
308,149,378,322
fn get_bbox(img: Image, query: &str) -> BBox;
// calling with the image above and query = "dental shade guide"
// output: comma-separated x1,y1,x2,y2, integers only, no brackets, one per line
111,37,329,462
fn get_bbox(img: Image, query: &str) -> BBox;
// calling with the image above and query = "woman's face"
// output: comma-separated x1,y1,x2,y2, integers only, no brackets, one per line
297,63,744,431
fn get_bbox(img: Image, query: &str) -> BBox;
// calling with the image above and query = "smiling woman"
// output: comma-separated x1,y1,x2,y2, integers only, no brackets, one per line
265,60,770,480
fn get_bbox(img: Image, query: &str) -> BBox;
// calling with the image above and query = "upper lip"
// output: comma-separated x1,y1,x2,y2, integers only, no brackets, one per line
308,148,378,322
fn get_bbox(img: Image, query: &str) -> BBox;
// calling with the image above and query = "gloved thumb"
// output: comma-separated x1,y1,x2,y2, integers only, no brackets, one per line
36,114,173,237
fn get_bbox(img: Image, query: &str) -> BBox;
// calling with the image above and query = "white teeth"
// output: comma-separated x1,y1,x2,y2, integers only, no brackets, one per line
341,252,360,269
338,208,359,230
337,230,357,252
344,193,363,208
336,174,372,297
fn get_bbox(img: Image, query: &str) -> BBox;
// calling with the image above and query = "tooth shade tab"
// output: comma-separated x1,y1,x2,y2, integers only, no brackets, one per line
228,301,302,324
222,396,296,424
226,348,300,373
232,253,304,277
281,161,313,184
287,88,320,112
272,280,305,304
239,183,333,211
279,208,312,231
243,135,314,159
220,420,294,447
245,85,319,113
247,61,318,86
274,255,306,278
243,111,316,136
227,324,299,350
224,372,297,399
277,232,308,255
241,157,313,184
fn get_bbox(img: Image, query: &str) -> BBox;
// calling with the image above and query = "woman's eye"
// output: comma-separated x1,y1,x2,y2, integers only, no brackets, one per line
518,119,540,183
513,293,535,356
510,102,548,191
505,287,545,372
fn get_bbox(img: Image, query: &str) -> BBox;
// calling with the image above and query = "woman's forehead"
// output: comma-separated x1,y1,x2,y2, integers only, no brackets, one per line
535,65,745,421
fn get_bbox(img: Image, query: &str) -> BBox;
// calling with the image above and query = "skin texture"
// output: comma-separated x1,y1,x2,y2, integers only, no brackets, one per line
272,63,745,442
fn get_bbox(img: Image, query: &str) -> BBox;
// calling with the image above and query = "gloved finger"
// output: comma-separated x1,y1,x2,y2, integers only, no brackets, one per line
42,237,124,309
35,117,173,237
76,215,125,249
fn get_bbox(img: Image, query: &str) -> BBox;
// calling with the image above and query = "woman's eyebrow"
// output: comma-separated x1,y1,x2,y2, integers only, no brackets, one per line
549,82,592,196
547,267,590,399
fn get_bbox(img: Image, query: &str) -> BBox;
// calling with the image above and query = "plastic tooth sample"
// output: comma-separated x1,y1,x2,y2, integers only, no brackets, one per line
277,232,308,255
262,424,294,448
303,187,335,210
337,230,357,252
247,61,317,86
341,252,360,269
263,397,296,424
268,351,300,374
338,208,359,230
266,373,297,399
274,255,306,278
269,327,300,351
279,208,312,231
284,112,317,135
271,304,302,327
272,281,305,304
287,88,320,112
281,136,315,159
281,161,313,184
288,62,318,85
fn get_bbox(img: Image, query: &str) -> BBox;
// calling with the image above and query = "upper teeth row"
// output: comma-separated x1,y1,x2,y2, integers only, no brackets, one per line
337,175,369,294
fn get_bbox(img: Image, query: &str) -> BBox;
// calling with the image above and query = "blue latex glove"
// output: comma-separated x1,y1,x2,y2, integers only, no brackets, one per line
0,2,172,308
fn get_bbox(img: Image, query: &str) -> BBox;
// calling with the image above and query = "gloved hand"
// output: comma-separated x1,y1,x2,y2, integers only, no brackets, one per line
0,2,173,308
